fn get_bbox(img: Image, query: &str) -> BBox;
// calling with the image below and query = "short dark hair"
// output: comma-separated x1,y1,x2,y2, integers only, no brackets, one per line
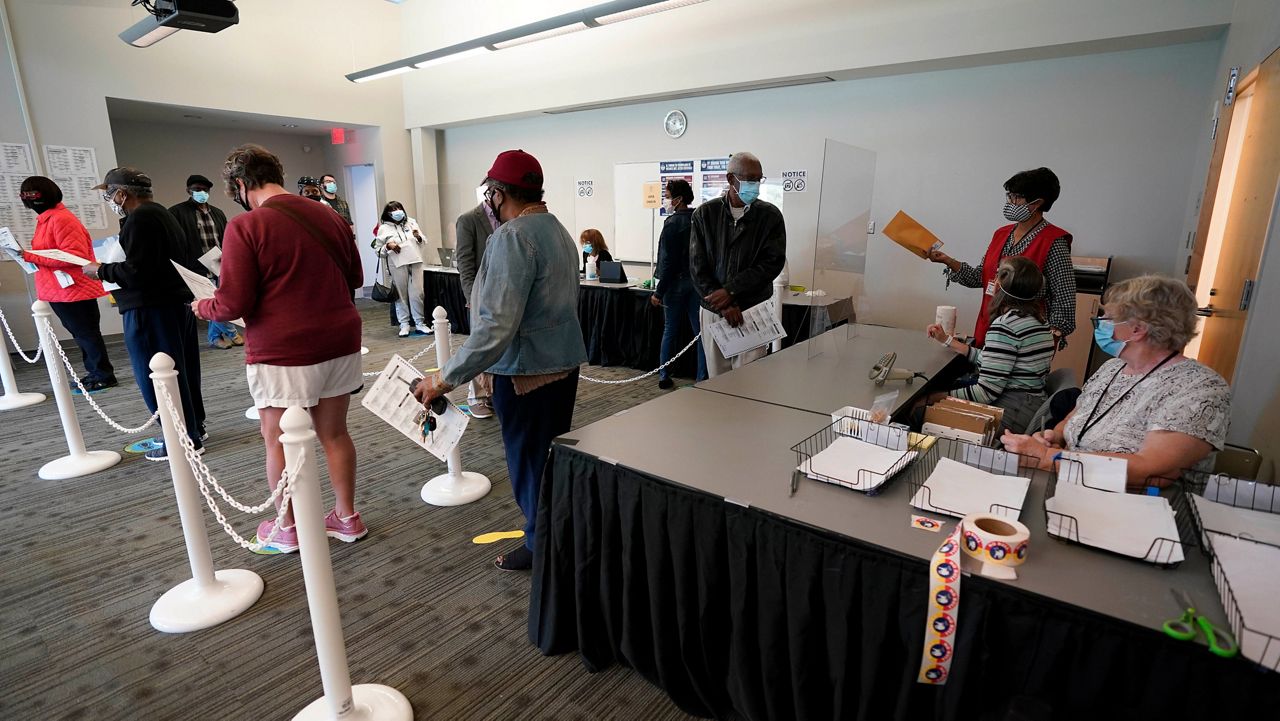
989,256,1046,323
321,173,336,183
1004,167,1060,212
666,178,694,205
223,144,285,197
485,178,544,204
19,176,62,211
380,201,406,223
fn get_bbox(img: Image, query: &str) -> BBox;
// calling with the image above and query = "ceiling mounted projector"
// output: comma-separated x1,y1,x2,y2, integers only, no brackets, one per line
119,0,238,48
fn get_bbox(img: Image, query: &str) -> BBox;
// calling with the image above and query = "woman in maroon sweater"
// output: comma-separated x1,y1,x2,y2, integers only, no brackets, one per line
193,145,366,553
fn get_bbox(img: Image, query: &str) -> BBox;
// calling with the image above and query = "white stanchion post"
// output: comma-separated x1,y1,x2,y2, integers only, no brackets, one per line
148,352,263,633
282,407,413,721
245,405,260,421
0,321,44,410
771,269,787,353
420,306,491,506
32,301,120,479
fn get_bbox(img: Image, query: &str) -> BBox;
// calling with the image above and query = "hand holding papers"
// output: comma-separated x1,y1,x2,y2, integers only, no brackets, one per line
170,260,245,327
707,298,784,358
883,210,944,259
0,227,37,274
362,355,469,462
92,235,124,291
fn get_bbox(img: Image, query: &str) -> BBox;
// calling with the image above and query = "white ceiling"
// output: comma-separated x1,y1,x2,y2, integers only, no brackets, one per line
104,98,367,136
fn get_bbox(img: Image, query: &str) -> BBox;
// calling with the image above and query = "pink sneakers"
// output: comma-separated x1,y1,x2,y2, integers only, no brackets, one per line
324,510,368,543
253,518,299,554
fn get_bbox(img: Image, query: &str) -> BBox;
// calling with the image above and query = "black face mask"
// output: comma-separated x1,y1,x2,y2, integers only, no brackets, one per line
22,199,45,213
234,182,252,212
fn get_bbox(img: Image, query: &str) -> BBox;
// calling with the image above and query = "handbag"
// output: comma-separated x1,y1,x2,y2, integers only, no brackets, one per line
371,254,398,303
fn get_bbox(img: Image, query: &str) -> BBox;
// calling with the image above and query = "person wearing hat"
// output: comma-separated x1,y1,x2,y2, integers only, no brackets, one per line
413,149,587,572
19,176,118,392
83,167,207,461
168,174,241,349
298,176,325,202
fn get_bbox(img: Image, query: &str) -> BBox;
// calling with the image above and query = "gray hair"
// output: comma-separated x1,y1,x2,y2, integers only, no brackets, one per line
1103,275,1199,351
108,183,153,200
727,152,761,176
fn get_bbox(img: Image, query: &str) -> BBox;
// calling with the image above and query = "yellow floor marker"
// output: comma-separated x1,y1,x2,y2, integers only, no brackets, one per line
472,530,525,545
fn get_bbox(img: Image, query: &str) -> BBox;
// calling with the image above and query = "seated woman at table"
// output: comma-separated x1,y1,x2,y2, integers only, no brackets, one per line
922,256,1054,433
580,228,613,271
1002,275,1230,490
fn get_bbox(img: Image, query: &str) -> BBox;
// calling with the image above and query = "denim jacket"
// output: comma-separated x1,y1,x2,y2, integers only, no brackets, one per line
443,211,587,387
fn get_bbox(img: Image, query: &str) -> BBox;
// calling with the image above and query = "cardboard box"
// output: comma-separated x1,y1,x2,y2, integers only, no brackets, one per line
924,398,1004,446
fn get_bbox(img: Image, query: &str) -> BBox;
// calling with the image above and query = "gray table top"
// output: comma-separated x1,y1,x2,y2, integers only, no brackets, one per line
557,387,1227,635
697,323,962,415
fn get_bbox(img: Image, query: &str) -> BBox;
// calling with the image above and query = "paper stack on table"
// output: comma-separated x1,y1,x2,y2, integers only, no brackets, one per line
1045,482,1184,564
1057,451,1128,492
1206,533,1280,670
910,457,1029,520
1190,494,1280,549
797,435,916,493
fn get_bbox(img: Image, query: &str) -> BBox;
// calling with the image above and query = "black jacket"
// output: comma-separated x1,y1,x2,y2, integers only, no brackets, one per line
98,202,202,312
654,207,694,299
689,197,786,311
167,198,228,255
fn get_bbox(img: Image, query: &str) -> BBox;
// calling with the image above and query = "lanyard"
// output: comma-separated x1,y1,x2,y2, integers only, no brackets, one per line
1077,351,1177,443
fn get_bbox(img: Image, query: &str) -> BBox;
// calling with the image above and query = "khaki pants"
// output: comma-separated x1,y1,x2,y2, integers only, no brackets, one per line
700,306,769,378
468,371,492,404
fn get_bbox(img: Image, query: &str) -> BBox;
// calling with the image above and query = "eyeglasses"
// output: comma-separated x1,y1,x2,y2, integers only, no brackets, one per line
1005,192,1026,203
733,175,766,184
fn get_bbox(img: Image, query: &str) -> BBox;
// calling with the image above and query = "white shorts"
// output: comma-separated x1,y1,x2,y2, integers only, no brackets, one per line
246,353,363,409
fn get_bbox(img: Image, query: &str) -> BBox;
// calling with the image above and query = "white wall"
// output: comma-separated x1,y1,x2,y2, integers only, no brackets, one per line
439,41,1223,334
108,120,331,213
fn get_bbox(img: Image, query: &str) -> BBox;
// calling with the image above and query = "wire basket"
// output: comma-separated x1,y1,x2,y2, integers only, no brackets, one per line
900,436,1046,520
1042,458,1195,567
790,411,922,496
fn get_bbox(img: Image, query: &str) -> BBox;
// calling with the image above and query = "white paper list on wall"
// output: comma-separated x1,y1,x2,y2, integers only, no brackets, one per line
0,143,35,175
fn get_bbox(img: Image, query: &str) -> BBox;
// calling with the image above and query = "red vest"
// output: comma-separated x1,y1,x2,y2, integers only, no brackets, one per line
973,222,1070,346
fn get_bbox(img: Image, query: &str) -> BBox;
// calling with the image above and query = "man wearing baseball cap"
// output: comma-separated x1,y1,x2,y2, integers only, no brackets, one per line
413,149,586,571
169,174,240,350
84,167,207,460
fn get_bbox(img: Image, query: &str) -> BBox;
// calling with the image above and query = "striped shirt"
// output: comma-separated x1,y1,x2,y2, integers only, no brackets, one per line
952,311,1054,405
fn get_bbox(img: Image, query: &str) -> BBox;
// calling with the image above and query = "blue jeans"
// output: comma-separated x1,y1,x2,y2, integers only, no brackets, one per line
659,279,707,382
206,277,238,344
491,370,578,550
123,304,206,448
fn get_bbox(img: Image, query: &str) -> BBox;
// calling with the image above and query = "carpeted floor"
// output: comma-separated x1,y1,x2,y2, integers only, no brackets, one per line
0,300,704,720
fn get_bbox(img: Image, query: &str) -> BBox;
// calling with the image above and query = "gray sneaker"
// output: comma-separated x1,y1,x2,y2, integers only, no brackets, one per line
468,398,494,419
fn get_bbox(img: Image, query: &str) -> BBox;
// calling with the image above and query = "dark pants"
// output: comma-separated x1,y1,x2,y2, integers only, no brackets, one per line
659,278,708,382
122,304,205,447
491,370,578,550
50,299,115,383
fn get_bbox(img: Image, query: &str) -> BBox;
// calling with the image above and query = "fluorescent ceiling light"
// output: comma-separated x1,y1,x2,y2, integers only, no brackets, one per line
352,65,415,83
593,0,708,25
412,46,490,68
491,22,590,50
119,22,180,48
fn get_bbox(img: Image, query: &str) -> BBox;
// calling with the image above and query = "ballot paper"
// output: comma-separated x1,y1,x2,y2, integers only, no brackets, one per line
54,270,75,289
883,210,944,259
0,227,37,273
910,457,1030,519
1207,533,1280,669
1058,451,1128,492
1190,495,1280,549
27,248,90,266
361,354,468,462
92,235,124,291
707,298,785,358
1045,482,1184,564
797,435,916,493
198,246,222,277
169,260,244,327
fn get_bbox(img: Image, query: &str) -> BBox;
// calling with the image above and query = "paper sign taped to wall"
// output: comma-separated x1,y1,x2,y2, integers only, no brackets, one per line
883,210,944,259
641,182,663,209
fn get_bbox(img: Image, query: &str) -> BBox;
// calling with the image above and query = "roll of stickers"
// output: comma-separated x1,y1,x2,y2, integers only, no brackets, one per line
935,305,957,337
917,513,1030,685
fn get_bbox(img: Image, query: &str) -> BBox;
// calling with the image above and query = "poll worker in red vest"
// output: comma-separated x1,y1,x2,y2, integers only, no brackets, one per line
926,167,1075,348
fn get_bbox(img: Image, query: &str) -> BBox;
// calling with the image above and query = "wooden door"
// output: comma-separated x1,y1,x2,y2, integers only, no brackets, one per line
1187,48,1280,382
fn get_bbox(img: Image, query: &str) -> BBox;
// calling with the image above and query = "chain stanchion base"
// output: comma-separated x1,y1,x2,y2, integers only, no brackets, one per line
38,449,121,480
245,406,260,421
421,471,491,506
293,683,412,721
150,568,265,634
0,390,45,410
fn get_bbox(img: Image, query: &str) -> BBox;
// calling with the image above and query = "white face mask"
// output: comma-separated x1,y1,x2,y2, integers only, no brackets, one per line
105,191,126,218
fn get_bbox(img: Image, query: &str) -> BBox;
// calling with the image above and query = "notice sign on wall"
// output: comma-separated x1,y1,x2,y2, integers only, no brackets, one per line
782,170,807,192
642,181,663,209
577,179,594,198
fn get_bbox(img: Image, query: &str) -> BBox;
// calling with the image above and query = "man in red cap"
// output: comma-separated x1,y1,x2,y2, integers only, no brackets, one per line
414,149,586,571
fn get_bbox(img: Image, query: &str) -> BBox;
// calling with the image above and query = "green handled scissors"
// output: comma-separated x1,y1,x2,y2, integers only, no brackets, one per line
1162,589,1238,658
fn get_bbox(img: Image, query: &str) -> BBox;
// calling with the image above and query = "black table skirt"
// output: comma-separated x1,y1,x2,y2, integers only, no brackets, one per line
530,446,1280,721
423,269,470,335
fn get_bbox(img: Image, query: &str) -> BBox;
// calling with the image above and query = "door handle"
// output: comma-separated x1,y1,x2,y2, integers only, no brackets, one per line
1197,306,1215,317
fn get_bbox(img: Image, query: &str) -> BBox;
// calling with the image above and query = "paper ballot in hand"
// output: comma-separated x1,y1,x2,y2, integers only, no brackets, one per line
883,210,944,259
362,355,469,462
707,298,785,358
169,260,245,327
198,246,222,277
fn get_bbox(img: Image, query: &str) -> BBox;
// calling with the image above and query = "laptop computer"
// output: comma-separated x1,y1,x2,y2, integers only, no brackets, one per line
598,260,628,283
436,247,456,267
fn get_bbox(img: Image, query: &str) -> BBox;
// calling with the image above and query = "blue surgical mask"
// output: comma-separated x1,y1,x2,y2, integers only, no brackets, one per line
735,180,760,205
191,190,209,204
1093,319,1128,357
582,244,594,254
390,209,405,222
323,182,337,194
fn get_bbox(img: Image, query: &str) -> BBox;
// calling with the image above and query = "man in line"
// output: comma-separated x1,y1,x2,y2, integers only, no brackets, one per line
453,197,499,419
689,151,787,377
83,167,206,461
414,150,586,572
169,174,241,349
319,173,354,232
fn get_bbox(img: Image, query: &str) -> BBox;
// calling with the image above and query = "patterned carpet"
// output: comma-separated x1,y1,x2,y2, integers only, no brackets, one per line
0,300,704,720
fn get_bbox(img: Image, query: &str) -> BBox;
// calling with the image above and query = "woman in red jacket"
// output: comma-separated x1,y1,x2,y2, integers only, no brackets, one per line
20,176,117,391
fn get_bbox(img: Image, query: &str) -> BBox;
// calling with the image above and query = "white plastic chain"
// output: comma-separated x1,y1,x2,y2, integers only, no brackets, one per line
580,333,703,385
361,339,437,378
158,382,296,552
0,307,42,363
41,317,159,434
